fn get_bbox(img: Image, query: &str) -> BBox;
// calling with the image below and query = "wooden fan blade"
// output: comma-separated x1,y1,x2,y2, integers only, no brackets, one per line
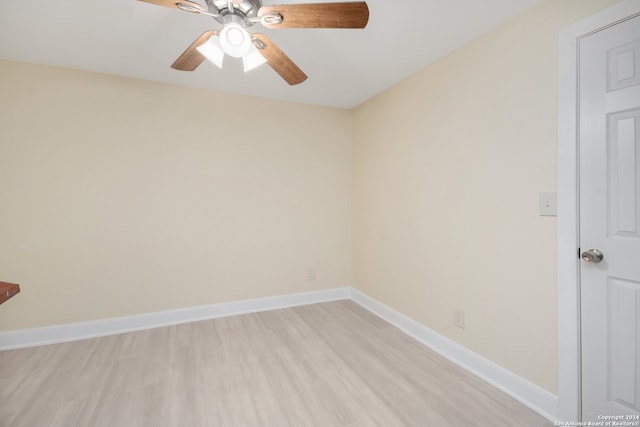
171,31,217,71
137,0,204,12
252,34,307,85
258,2,369,29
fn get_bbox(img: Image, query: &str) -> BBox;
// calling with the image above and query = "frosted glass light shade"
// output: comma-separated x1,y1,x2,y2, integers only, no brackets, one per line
243,46,267,72
219,23,252,58
196,36,224,68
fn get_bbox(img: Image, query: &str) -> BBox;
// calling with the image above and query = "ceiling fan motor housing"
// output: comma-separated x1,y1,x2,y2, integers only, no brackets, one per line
207,0,262,22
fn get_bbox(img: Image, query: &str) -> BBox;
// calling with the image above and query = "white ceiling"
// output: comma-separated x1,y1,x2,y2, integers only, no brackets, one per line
0,0,544,109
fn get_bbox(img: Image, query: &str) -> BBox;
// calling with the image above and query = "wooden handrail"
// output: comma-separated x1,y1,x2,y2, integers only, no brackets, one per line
0,281,20,305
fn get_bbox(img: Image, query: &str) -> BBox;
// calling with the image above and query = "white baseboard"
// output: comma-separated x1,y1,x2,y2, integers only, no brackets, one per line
350,288,560,423
0,287,351,350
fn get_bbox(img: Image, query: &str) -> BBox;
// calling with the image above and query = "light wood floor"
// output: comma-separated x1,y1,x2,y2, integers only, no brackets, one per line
0,301,551,426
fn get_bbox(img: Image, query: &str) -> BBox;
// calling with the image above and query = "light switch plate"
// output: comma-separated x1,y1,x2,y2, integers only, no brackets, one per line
539,192,557,216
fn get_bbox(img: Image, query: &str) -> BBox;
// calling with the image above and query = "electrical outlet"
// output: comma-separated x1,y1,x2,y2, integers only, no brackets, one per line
307,269,316,281
454,308,465,329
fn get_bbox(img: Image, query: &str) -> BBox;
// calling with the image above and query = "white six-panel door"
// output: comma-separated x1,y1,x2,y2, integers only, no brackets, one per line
579,13,640,421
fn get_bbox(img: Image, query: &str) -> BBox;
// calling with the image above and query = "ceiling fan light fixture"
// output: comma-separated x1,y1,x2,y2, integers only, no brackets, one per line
219,23,253,58
157,0,370,85
242,45,267,72
196,36,224,68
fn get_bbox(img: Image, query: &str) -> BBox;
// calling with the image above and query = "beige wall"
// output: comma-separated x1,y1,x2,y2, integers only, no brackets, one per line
0,61,352,330
352,0,620,395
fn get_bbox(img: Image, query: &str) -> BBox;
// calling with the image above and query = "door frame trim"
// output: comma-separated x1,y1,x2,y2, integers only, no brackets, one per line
557,0,640,421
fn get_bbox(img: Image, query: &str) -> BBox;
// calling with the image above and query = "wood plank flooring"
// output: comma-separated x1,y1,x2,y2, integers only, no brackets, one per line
0,301,552,426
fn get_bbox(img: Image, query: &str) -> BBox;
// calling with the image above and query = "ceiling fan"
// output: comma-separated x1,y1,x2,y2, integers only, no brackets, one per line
138,0,370,85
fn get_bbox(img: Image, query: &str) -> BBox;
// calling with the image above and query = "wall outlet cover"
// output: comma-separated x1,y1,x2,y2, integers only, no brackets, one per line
454,308,465,329
539,192,557,216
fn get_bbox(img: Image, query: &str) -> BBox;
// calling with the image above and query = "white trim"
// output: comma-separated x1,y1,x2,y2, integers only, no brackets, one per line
0,287,351,350
350,288,560,423
557,0,640,422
